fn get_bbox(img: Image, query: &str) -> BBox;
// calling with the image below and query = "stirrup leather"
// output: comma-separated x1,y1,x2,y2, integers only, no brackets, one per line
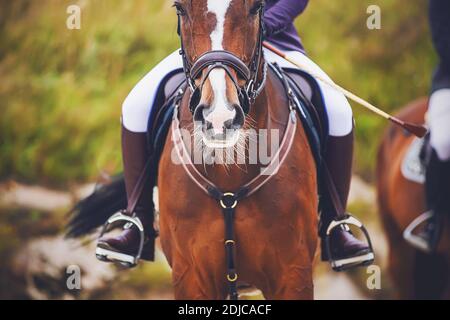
325,215,375,271
403,210,438,253
96,211,145,268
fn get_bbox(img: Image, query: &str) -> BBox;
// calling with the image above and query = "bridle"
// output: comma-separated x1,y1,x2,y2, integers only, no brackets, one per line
176,2,267,115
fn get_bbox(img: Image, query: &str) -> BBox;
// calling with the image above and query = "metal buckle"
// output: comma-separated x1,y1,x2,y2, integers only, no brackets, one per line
227,273,238,282
403,210,434,253
220,193,238,209
325,215,375,271
246,79,255,96
96,211,146,268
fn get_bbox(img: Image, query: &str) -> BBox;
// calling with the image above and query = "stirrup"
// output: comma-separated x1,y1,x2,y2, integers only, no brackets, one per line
325,215,375,272
95,211,145,268
403,210,437,253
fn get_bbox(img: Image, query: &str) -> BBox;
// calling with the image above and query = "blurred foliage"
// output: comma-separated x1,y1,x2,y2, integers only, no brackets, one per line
0,0,436,186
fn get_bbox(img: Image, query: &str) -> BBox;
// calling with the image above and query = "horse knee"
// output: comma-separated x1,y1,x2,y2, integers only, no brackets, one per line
121,93,152,133
326,99,354,137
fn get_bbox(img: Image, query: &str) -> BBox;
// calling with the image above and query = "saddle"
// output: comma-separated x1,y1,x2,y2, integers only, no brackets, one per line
401,136,428,185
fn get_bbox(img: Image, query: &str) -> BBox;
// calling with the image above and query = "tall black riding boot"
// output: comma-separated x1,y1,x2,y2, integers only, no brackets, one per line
320,130,371,268
97,125,156,263
422,149,450,250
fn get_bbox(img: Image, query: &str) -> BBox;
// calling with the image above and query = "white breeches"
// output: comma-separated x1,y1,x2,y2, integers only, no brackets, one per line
428,89,450,161
122,48,354,137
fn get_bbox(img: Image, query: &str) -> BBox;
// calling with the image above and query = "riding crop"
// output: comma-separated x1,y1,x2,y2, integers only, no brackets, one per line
263,42,428,138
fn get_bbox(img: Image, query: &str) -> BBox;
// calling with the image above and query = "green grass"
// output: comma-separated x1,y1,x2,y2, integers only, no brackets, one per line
1,0,436,186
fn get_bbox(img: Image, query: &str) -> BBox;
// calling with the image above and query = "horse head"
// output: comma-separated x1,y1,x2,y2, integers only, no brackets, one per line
175,0,265,149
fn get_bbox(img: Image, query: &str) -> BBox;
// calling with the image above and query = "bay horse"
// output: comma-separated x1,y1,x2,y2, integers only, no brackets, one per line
68,0,319,300
157,0,318,300
377,98,450,299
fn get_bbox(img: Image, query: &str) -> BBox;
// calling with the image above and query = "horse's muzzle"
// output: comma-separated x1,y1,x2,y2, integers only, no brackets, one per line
194,103,244,148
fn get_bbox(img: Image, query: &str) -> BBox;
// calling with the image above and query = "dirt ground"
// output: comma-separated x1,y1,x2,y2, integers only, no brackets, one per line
0,177,392,300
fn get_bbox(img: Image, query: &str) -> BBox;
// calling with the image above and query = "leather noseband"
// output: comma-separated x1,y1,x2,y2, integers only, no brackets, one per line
191,50,251,81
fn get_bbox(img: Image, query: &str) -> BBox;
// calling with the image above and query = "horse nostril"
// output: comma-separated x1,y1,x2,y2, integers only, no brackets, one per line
232,104,245,129
193,104,206,122
224,119,234,130
223,105,245,131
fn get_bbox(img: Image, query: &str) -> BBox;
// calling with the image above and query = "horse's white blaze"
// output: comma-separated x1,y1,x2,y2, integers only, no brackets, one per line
205,0,236,143
205,69,236,135
207,0,232,51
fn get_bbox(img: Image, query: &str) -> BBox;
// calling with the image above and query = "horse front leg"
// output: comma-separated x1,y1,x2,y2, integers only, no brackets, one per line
171,261,227,300
268,265,314,300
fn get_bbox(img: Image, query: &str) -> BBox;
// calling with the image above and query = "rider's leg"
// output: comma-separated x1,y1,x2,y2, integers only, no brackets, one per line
264,48,371,266
98,50,183,260
428,89,450,163
122,50,184,132
423,88,450,248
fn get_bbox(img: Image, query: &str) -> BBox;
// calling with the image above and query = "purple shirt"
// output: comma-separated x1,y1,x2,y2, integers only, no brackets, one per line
264,0,309,52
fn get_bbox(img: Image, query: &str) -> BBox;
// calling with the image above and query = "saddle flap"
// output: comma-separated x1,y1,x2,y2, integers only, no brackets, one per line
401,137,427,184
281,67,328,168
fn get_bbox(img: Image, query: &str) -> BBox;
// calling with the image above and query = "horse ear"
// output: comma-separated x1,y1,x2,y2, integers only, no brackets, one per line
189,88,201,113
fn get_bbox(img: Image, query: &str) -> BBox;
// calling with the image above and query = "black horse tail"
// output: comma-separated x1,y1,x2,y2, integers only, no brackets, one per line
66,174,127,238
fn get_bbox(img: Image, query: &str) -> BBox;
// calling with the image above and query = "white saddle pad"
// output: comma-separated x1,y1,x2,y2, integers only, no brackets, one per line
401,137,426,184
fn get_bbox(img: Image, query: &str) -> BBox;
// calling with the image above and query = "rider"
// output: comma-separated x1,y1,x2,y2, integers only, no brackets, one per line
420,0,450,249
98,0,372,269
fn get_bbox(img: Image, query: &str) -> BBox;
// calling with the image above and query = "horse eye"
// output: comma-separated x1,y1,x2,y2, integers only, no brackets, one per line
173,3,186,16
